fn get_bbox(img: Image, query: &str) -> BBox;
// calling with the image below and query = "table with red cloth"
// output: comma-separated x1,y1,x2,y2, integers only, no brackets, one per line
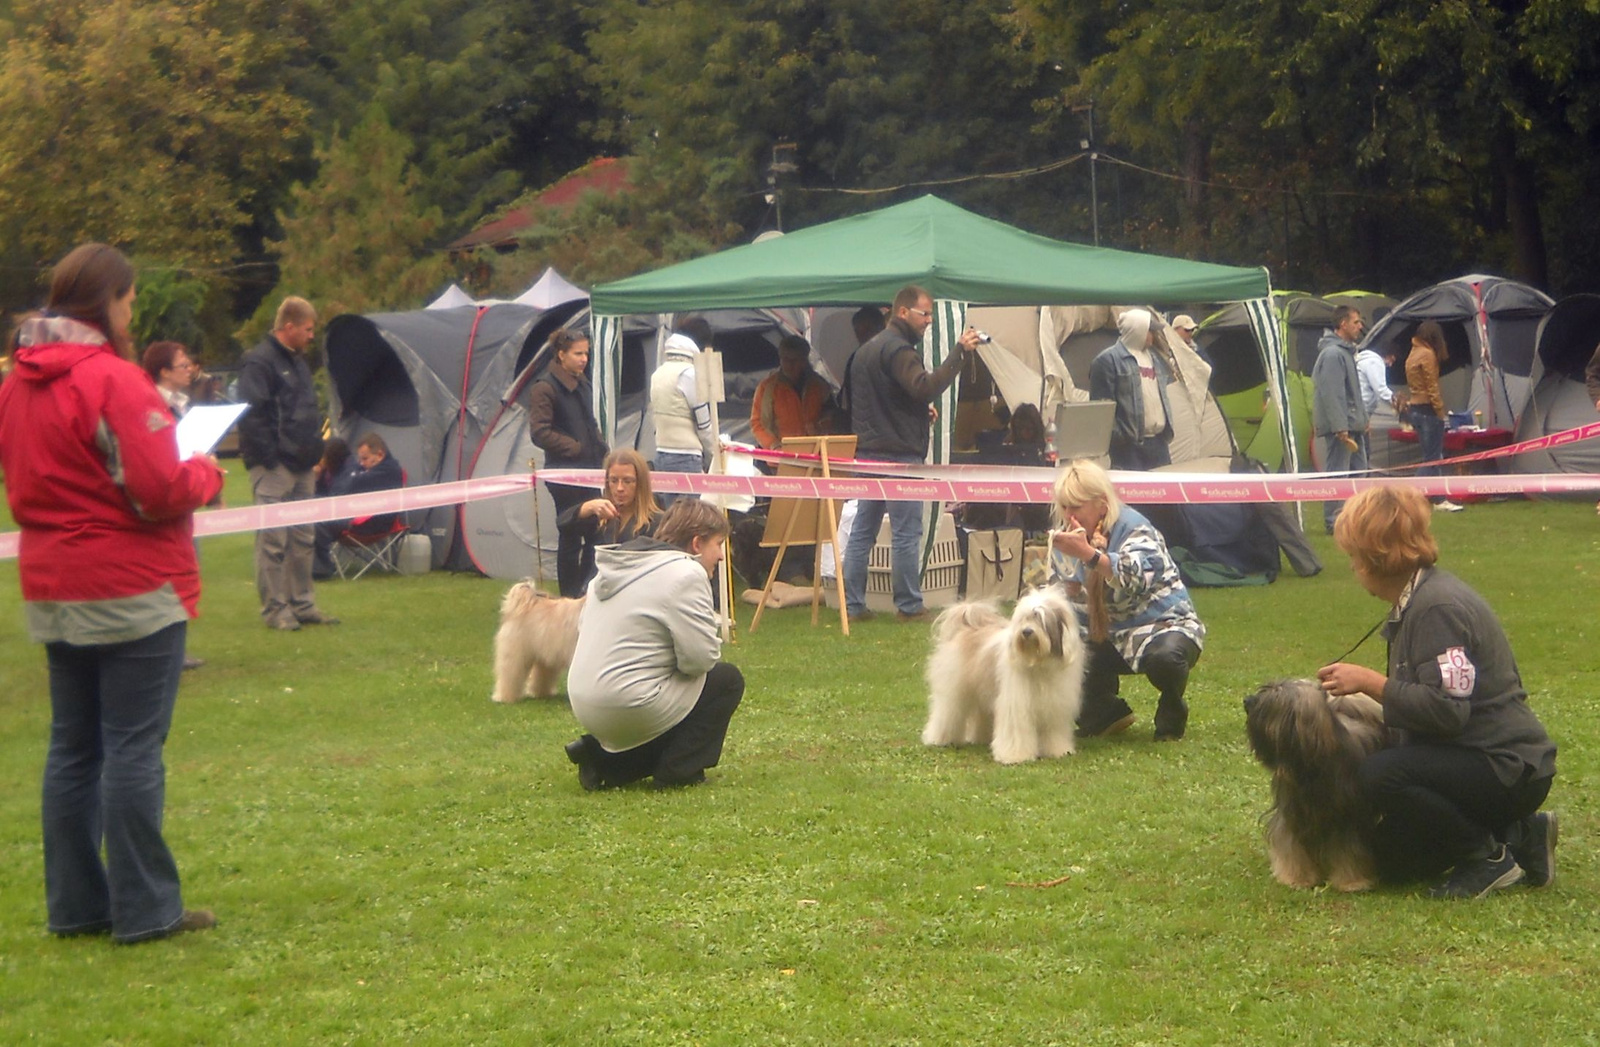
1385,426,1515,502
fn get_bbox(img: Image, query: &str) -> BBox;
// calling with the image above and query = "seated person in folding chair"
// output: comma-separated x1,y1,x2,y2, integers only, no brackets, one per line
313,433,405,579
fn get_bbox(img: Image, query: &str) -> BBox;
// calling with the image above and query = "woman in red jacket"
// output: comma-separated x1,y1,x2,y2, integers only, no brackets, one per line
0,244,224,943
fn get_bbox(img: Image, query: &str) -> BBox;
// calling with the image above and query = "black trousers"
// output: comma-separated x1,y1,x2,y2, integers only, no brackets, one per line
1078,631,1200,736
547,481,595,598
1360,744,1551,883
1109,436,1172,472
583,663,745,788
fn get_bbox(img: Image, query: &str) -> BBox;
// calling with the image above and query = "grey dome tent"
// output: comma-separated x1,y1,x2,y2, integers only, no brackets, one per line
1357,275,1552,469
325,299,583,570
1511,293,1600,484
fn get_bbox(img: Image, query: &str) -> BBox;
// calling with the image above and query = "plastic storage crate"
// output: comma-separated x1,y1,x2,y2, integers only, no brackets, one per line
825,511,961,612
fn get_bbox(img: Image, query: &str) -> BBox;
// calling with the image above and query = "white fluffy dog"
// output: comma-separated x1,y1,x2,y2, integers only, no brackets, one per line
921,588,1085,764
490,582,584,703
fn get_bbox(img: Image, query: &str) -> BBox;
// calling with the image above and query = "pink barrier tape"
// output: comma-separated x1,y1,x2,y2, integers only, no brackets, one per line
731,419,1600,476
543,467,1600,505
0,474,538,562
5,459,1600,563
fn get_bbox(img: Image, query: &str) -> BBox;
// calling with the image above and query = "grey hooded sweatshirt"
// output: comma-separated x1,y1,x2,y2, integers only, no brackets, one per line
567,537,721,751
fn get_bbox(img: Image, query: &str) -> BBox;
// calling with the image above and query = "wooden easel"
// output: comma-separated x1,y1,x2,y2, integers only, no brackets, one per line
749,434,856,636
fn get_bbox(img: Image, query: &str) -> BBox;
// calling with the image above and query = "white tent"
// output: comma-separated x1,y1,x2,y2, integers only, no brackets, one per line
513,268,588,310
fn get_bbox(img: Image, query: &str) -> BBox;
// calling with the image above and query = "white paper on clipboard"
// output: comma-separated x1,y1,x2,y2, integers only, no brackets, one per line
175,404,248,458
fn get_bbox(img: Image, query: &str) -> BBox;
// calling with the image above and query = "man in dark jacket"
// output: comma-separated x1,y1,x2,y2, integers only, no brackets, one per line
312,432,406,579
237,296,337,630
841,285,978,622
1311,306,1368,534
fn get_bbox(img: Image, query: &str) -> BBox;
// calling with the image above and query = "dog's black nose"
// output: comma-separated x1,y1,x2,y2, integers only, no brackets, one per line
1243,695,1257,714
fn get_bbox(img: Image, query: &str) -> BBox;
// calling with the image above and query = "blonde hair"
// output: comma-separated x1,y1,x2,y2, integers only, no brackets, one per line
1050,458,1123,531
1333,485,1439,579
602,448,659,538
274,296,316,330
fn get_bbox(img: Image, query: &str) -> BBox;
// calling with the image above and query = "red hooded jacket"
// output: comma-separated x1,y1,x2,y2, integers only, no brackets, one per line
0,317,224,616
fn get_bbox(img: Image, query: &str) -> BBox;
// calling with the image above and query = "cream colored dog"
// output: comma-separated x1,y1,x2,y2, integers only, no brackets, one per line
921,588,1085,764
490,582,584,703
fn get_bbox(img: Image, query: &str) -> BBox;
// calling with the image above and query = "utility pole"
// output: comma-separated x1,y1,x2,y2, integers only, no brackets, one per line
1072,101,1099,246
766,142,798,232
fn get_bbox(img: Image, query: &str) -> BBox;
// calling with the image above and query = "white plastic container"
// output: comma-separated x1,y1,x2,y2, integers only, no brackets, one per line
397,534,432,576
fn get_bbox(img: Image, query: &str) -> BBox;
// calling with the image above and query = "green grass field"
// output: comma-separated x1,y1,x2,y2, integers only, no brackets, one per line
1,476,1597,1045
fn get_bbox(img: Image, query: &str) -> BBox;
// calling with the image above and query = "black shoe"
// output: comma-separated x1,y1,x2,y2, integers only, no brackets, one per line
1429,845,1524,899
1153,695,1189,741
565,739,603,792
1078,700,1137,738
1512,811,1558,888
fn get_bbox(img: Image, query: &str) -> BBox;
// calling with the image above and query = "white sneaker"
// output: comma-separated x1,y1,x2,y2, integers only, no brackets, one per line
1435,499,1465,512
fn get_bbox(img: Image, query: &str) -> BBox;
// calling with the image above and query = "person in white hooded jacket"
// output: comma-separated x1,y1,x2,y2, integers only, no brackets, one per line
649,316,717,507
563,498,744,790
1088,308,1174,471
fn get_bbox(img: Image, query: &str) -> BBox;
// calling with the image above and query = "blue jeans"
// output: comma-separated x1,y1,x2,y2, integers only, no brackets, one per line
1320,430,1370,532
42,622,189,942
1406,406,1446,503
653,451,705,509
843,455,926,616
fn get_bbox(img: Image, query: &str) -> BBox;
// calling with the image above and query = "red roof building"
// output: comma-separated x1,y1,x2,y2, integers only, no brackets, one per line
448,157,632,253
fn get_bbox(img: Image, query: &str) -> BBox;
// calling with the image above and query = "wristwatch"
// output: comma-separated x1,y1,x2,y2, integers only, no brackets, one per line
1087,550,1103,569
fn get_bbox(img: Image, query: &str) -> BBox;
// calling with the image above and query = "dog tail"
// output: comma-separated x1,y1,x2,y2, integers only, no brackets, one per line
499,580,548,620
931,599,1006,646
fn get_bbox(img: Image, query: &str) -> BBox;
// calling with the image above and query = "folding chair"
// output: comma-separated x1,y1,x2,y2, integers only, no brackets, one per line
332,515,409,581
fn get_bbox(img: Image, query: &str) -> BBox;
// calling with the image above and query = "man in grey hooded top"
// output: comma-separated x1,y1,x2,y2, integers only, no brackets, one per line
563,499,743,790
1311,306,1369,533
1089,308,1174,471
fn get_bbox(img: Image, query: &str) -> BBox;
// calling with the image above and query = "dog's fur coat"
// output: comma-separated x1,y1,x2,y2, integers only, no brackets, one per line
921,589,1085,764
1243,678,1396,891
491,583,584,703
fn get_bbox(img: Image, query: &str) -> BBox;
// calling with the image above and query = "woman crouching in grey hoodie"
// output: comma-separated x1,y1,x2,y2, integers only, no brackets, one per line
563,498,743,790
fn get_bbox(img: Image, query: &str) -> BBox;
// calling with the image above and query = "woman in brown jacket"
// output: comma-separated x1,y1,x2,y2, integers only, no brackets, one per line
1403,321,1463,512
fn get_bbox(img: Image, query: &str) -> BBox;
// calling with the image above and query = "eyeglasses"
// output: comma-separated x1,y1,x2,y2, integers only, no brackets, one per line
908,307,931,319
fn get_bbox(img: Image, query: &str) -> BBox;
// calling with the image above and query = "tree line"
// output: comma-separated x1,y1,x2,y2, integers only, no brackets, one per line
3,0,1597,362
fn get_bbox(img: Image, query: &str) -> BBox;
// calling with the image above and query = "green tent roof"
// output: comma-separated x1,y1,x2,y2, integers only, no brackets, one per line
590,195,1269,314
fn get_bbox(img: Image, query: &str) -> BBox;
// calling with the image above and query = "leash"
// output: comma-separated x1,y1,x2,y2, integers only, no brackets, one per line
1330,611,1388,664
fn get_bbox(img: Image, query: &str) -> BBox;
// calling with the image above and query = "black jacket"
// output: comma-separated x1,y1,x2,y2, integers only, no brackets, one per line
846,320,962,458
1383,567,1556,787
528,368,607,469
236,335,323,471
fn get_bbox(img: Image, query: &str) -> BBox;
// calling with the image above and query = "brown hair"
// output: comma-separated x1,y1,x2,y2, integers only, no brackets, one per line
1333,485,1439,580
141,340,188,383
1414,320,1448,364
893,285,930,314
602,448,660,538
47,244,136,355
357,431,389,456
550,327,589,359
654,495,730,551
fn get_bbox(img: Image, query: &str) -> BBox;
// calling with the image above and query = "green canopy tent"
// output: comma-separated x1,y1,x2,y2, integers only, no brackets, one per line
588,195,1291,476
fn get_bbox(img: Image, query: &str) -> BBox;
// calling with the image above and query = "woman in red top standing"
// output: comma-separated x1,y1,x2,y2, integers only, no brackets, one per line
0,244,224,943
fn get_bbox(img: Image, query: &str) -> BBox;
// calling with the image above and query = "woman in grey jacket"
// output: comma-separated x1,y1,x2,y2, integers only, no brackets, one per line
563,498,743,790
1319,486,1556,899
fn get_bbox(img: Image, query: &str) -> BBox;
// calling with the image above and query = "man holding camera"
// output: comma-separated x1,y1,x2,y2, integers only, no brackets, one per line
841,285,980,623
